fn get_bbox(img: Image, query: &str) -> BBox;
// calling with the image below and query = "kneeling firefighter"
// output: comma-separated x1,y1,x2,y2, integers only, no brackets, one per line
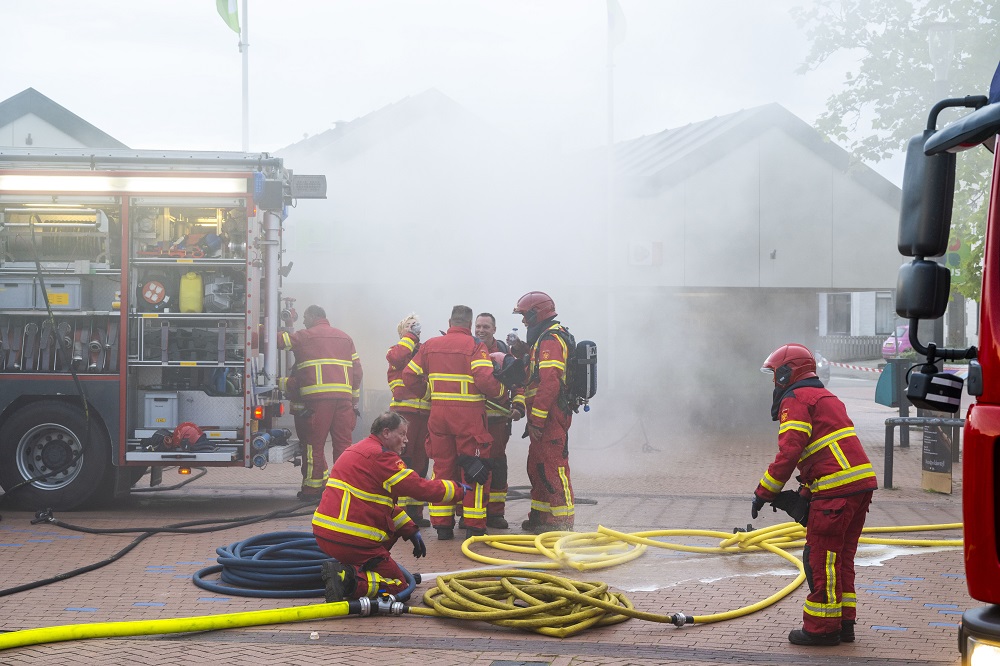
751,343,877,647
315,412,467,602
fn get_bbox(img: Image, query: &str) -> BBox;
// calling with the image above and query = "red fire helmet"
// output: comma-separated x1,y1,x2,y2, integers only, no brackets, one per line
761,343,817,388
513,291,557,327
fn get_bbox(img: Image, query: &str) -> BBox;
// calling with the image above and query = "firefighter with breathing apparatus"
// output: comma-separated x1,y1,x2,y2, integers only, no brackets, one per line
510,291,576,534
753,343,877,646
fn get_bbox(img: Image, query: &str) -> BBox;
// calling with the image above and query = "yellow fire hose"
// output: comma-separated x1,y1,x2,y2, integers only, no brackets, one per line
0,600,359,651
0,521,964,650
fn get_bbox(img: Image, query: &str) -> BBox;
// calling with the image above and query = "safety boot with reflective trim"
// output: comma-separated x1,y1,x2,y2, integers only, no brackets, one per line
788,628,840,646
321,560,357,602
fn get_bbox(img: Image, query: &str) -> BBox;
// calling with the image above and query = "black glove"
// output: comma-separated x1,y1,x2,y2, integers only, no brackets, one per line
406,531,426,558
750,495,767,520
770,490,810,526
458,455,491,485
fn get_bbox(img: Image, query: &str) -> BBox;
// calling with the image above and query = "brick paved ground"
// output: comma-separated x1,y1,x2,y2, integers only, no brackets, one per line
0,368,972,665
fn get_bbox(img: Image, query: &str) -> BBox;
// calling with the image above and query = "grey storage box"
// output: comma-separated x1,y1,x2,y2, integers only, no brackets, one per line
0,277,35,309
35,277,89,311
143,392,179,429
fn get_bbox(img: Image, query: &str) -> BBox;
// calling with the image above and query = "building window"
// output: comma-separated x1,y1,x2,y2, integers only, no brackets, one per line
875,292,895,335
827,293,851,335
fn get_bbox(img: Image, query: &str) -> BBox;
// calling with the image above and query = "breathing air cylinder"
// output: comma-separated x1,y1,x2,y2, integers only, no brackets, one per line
179,272,203,313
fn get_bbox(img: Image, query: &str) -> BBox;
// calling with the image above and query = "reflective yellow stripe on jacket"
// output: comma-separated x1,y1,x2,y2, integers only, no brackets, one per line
297,357,356,397
427,372,486,403
311,479,393,542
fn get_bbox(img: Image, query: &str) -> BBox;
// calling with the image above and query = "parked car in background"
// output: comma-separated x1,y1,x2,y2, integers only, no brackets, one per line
882,324,912,359
815,351,831,385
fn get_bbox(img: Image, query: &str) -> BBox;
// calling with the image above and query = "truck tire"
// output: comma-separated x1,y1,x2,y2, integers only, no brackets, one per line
0,400,111,510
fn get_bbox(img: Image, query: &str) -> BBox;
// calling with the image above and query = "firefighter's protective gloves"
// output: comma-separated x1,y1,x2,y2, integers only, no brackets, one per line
407,531,426,558
770,490,810,526
750,494,767,520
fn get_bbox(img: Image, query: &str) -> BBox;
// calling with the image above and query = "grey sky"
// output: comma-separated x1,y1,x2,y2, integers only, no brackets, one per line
1,1,898,180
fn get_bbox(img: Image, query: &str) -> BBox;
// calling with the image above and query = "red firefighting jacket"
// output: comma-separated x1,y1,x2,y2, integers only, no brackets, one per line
312,435,463,548
756,386,878,501
513,323,570,431
402,326,505,409
279,318,362,403
386,332,430,413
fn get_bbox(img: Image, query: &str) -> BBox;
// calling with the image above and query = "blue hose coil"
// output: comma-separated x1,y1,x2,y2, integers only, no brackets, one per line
192,531,416,601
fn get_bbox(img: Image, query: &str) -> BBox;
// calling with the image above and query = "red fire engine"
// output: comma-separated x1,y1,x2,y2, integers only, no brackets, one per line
894,68,1000,661
0,149,325,510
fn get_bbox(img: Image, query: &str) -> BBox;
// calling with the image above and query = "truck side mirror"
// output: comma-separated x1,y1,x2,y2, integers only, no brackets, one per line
896,259,950,320
897,130,956,258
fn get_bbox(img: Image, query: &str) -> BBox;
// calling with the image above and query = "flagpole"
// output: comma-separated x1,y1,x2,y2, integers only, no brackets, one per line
605,6,616,392
241,0,249,152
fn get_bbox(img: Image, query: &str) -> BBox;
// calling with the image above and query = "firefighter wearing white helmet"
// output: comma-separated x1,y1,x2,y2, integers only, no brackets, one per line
386,313,431,527
511,291,576,534
753,343,877,647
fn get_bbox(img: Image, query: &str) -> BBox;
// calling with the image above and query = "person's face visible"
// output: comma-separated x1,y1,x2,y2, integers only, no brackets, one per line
475,316,496,342
382,423,408,455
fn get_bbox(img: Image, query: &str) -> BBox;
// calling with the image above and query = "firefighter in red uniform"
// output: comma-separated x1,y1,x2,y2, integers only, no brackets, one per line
511,291,575,534
279,305,363,500
386,313,431,527
752,343,877,646
475,312,517,529
316,411,465,601
402,305,505,540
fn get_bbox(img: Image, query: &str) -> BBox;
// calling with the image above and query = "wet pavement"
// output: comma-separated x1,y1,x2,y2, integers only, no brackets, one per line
0,369,973,665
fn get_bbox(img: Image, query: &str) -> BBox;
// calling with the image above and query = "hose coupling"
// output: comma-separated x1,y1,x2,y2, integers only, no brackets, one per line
669,612,692,627
356,596,372,617
374,596,405,616
31,508,54,524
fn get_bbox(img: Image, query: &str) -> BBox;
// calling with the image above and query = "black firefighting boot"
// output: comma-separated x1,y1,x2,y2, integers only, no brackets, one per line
435,527,454,541
404,505,430,528
321,560,357,602
465,527,487,539
840,620,855,643
520,509,542,533
788,628,841,646
486,515,509,529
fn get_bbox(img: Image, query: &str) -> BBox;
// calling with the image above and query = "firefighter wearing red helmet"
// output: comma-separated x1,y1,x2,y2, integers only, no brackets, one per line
512,291,575,534
753,343,877,646
279,304,364,501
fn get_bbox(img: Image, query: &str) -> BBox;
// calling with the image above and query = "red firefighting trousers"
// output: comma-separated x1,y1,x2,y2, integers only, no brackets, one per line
316,538,408,598
393,409,430,512
426,407,491,530
526,409,573,527
300,400,357,491
487,418,511,518
801,491,873,634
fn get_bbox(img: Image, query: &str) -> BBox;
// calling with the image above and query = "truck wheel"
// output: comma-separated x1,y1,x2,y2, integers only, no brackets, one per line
0,400,111,510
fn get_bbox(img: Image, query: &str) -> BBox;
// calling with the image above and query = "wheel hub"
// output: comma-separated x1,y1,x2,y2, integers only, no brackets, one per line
18,424,83,490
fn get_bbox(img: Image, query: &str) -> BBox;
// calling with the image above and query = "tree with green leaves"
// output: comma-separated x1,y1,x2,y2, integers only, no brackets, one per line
792,0,998,301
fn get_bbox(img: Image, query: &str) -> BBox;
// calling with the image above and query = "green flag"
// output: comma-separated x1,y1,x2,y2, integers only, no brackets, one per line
216,0,240,33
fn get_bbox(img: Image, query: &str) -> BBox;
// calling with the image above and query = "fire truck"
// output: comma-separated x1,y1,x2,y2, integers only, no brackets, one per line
893,70,1000,661
0,149,325,510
